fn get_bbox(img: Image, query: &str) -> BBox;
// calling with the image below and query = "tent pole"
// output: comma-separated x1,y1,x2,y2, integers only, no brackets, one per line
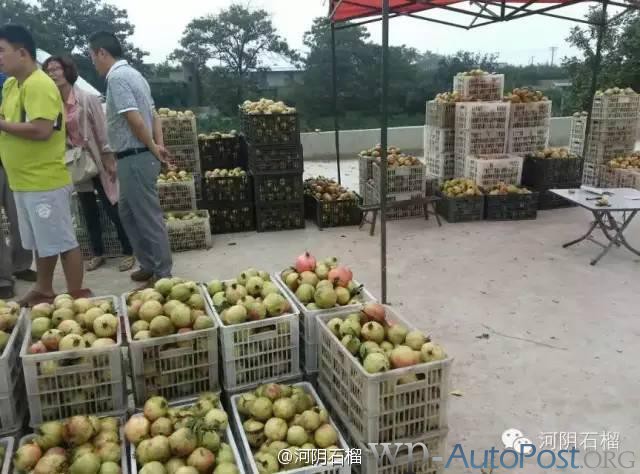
331,22,342,184
583,0,609,155
380,0,389,304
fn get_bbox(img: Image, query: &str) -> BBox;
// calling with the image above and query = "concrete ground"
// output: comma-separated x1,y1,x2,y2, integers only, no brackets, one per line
14,159,639,473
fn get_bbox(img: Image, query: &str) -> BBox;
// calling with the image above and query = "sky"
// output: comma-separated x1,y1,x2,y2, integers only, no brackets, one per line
108,0,596,66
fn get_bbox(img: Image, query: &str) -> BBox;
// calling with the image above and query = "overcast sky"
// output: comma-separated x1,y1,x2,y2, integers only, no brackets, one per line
109,0,595,67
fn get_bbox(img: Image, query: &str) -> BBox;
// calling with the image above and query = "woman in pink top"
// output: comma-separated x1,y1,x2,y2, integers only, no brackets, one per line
43,56,134,272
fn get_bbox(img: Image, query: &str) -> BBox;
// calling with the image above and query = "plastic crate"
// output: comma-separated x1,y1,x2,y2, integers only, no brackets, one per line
21,296,126,426
161,116,198,148
256,201,305,232
199,134,248,171
453,73,504,101
435,192,485,222
358,155,374,182
165,210,212,252
484,192,539,220
522,156,584,188
157,178,197,212
424,126,455,157
591,93,640,120
507,126,550,154
240,111,300,147
535,186,579,210
20,423,129,474
202,175,253,205
129,399,244,474
248,145,303,174
582,162,608,186
207,203,256,234
464,154,523,187
610,168,640,189
253,173,304,203
508,100,552,128
122,287,219,407
202,279,301,392
166,145,201,175
582,141,634,166
455,102,510,130
362,184,425,221
424,151,455,182
273,273,376,373
371,161,426,195
454,129,508,177
76,228,124,260
425,101,456,128
0,311,26,435
337,418,447,474
587,118,638,147
317,308,451,444
305,195,362,229
0,437,14,474
230,382,350,474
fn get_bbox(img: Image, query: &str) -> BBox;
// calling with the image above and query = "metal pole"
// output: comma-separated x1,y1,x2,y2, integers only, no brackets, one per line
331,22,342,184
380,0,389,304
583,0,609,157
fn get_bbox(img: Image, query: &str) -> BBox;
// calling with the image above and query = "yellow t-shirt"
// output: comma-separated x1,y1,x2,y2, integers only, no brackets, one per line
0,69,70,192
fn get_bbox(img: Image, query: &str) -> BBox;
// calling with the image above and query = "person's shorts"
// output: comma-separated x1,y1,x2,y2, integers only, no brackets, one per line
14,185,78,258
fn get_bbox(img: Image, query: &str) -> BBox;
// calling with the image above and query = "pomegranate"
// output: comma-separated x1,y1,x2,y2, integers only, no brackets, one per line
362,303,386,324
169,427,198,457
35,420,63,450
125,414,151,444
14,443,43,471
390,345,420,368
33,453,67,474
327,266,352,287
144,397,169,422
314,424,338,448
294,251,316,273
63,416,95,446
187,447,215,474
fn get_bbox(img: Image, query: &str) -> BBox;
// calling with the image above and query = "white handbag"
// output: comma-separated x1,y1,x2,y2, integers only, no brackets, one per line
65,91,99,184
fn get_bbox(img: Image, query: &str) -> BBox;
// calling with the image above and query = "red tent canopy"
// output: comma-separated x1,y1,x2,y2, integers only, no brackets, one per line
329,0,594,23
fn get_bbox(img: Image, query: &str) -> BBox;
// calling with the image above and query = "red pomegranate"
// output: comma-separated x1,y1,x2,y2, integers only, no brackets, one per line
295,251,316,273
327,266,353,288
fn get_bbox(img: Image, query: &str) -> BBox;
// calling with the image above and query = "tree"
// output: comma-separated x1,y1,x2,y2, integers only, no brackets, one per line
0,0,147,89
173,4,300,110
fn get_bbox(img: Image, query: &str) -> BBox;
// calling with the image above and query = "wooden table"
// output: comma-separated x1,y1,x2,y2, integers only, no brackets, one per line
551,188,640,265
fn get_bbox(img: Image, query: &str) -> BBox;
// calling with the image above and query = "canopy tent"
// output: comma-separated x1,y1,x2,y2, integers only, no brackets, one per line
327,0,640,303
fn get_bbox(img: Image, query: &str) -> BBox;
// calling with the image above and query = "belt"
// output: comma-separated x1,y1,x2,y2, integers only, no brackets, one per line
116,147,149,160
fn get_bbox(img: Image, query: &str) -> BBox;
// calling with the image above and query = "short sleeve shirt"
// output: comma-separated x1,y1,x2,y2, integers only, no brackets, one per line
0,70,70,192
105,61,155,153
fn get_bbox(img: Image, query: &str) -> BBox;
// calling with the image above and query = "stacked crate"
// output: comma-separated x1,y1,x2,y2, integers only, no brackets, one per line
157,173,197,212
453,72,504,101
424,100,456,184
241,110,305,232
198,134,255,234
71,194,123,259
582,91,640,186
522,149,583,210
507,100,552,154
455,102,510,178
369,155,427,220
569,111,589,157
317,307,450,474
160,114,202,199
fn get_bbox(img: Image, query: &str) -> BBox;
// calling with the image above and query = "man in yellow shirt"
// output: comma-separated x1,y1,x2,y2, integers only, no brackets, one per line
0,25,90,305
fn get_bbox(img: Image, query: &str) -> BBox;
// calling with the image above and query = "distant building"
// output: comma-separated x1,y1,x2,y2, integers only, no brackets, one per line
251,67,304,98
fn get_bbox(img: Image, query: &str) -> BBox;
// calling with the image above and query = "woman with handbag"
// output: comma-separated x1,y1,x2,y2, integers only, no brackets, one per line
44,56,135,272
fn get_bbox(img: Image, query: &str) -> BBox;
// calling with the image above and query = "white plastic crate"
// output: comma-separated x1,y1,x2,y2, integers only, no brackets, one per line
424,151,455,182
122,287,219,407
581,162,607,186
0,310,26,435
317,307,451,444
19,422,129,474
362,184,424,220
453,73,504,101
371,161,426,195
583,141,634,165
161,116,198,148
587,119,638,147
0,437,14,474
509,101,552,128
611,168,640,189
454,129,508,177
158,178,197,212
167,145,202,176
336,417,447,474
425,101,455,129
21,296,126,426
424,126,455,156
166,210,213,252
455,102,510,130
358,155,374,183
464,154,523,187
202,278,301,392
507,126,550,154
273,273,376,373
230,382,350,474
129,398,244,474
591,93,640,120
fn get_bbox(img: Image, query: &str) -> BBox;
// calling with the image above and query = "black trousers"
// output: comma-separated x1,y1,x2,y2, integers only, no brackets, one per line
77,178,133,257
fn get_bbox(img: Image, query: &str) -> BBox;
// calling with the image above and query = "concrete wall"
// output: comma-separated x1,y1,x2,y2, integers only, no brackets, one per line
301,117,573,159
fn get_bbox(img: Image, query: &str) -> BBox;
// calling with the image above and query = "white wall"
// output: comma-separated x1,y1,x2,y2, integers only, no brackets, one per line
301,117,573,159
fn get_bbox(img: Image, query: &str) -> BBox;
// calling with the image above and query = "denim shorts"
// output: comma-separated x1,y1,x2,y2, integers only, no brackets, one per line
13,185,78,257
